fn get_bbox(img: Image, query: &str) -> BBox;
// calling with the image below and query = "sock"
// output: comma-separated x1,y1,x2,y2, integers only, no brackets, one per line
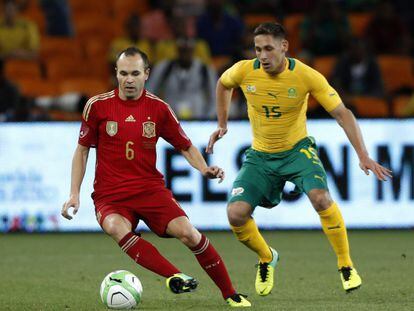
190,234,235,299
318,202,353,268
118,232,180,278
231,218,272,263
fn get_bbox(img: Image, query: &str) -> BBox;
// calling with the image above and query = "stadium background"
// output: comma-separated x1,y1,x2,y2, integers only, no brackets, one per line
1,1,413,310
1,0,413,232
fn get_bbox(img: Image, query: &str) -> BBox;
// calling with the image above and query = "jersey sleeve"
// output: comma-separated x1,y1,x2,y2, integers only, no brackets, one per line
159,104,192,150
305,67,342,112
219,60,249,88
78,98,99,147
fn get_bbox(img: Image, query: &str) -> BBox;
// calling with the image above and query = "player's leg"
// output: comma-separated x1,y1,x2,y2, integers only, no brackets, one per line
307,189,361,291
286,137,361,292
227,149,281,296
166,216,251,307
98,207,180,278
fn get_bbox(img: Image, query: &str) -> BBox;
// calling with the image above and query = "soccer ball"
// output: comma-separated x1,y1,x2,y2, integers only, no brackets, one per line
100,270,143,309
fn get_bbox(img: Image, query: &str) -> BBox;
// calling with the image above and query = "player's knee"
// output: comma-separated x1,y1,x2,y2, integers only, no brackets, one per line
102,216,127,241
309,190,332,211
176,226,200,247
227,202,251,227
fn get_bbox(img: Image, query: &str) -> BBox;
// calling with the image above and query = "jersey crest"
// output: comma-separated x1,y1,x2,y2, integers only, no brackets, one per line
106,121,118,136
142,121,156,138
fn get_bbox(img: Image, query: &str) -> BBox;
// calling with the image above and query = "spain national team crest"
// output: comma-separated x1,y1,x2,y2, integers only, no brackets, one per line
142,121,156,138
106,121,118,136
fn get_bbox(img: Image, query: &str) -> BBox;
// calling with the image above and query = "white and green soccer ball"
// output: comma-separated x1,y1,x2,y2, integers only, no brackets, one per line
100,270,143,309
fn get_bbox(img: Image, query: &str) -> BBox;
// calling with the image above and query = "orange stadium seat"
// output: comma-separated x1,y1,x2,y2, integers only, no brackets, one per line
59,78,109,97
5,59,42,80
351,96,389,117
74,17,117,43
392,95,411,117
313,56,337,79
113,0,149,22
244,14,278,27
69,0,111,15
348,13,372,37
15,78,58,97
45,57,87,81
20,4,46,34
48,109,82,121
283,14,304,56
378,56,414,93
40,36,83,61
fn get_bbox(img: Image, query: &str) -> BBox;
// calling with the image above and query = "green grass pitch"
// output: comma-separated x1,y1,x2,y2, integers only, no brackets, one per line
0,230,413,310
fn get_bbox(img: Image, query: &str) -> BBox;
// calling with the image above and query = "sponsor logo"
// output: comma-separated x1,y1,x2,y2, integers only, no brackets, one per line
142,121,156,138
125,115,136,122
327,224,341,230
314,175,325,182
106,121,118,136
246,85,256,93
268,92,279,99
79,125,89,138
231,187,245,196
287,87,297,98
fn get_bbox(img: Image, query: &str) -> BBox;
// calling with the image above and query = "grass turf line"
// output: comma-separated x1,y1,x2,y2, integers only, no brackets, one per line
0,230,412,310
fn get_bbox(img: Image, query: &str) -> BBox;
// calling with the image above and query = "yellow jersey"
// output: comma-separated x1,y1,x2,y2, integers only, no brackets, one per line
220,58,341,152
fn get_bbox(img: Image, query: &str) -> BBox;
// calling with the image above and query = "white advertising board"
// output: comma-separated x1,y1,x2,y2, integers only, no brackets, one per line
0,120,413,231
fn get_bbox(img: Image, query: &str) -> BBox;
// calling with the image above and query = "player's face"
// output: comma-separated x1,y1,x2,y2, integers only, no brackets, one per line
254,35,288,75
116,54,149,100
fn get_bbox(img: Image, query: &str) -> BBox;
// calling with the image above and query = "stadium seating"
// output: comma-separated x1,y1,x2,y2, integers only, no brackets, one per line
59,78,109,97
244,14,278,28
392,95,412,117
5,59,42,81
283,14,304,56
313,56,337,80
45,57,88,81
40,37,84,61
348,13,372,37
351,96,389,117
15,78,58,98
378,56,414,94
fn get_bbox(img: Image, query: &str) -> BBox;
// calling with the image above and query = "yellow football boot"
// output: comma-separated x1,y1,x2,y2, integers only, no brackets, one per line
226,294,251,307
166,273,198,294
339,267,362,292
255,247,279,296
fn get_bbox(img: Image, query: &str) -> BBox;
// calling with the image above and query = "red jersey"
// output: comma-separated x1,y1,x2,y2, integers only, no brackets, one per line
78,89,192,202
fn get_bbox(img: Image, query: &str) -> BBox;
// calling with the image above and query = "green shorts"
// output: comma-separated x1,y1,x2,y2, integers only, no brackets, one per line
229,136,328,208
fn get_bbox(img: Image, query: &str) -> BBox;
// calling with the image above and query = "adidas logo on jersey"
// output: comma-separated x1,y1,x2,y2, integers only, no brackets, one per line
125,115,136,122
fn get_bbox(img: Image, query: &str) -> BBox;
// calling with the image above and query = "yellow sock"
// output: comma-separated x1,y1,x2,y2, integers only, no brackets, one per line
318,202,353,268
231,218,272,263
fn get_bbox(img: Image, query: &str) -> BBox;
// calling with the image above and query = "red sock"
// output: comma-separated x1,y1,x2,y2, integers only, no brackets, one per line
118,232,180,278
191,234,236,299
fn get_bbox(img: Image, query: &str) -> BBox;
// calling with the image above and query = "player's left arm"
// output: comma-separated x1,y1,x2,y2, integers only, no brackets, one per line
329,103,392,181
181,145,225,183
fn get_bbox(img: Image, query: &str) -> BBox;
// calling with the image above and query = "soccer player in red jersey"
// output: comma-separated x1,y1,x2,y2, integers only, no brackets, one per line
61,47,251,307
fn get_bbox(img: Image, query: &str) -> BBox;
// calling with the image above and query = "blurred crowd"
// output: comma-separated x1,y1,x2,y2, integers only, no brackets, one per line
0,0,414,122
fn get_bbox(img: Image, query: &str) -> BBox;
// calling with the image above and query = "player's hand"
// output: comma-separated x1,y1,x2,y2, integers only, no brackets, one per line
61,195,80,220
359,155,392,181
202,166,225,183
206,127,228,154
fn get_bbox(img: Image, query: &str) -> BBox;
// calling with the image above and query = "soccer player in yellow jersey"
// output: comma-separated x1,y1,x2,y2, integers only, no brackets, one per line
206,22,392,295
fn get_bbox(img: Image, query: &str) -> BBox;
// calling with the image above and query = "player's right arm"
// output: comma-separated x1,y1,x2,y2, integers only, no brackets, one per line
62,96,100,220
206,81,233,154
206,60,248,154
61,144,90,220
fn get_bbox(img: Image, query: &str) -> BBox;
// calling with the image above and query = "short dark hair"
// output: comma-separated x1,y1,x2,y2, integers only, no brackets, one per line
253,22,286,39
116,47,150,70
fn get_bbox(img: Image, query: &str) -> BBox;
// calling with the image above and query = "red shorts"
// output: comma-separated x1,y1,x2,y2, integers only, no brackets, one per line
94,187,187,237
